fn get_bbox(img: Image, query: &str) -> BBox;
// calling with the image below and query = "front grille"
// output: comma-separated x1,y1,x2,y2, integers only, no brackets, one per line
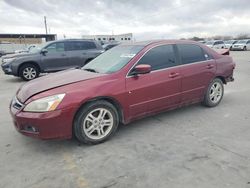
12,97,24,110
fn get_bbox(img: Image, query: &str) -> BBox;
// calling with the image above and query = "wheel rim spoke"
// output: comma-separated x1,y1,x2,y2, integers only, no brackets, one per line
86,125,95,134
100,127,105,135
103,119,112,126
98,109,106,119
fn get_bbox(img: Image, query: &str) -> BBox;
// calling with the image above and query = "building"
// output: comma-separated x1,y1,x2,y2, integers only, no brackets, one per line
82,33,133,43
0,34,57,44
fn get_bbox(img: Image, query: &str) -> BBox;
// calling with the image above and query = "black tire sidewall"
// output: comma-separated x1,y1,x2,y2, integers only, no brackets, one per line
74,100,119,144
203,78,224,107
19,64,39,81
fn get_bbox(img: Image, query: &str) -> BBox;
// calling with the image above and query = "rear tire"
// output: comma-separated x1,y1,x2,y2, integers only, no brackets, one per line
243,46,247,51
19,64,39,81
203,78,224,107
73,100,119,144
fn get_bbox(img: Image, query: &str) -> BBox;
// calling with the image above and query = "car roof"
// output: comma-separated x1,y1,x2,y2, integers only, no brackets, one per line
49,39,96,43
120,39,203,47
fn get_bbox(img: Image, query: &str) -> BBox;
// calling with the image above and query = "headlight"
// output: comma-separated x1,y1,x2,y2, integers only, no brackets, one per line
3,58,16,64
23,94,65,112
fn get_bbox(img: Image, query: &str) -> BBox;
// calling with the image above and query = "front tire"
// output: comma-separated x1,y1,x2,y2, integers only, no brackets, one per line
74,100,119,144
243,46,247,51
203,78,224,107
19,64,39,81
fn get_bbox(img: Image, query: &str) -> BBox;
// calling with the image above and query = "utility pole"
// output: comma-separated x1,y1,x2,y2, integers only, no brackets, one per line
44,16,48,34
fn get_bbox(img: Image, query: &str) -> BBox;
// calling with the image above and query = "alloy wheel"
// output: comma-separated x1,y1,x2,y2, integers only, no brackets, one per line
83,108,114,140
209,82,223,104
23,67,37,80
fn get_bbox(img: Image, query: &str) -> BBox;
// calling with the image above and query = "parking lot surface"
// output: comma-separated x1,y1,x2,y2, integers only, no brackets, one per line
0,51,250,188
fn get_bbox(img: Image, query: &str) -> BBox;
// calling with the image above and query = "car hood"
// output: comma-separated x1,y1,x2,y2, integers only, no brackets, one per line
17,69,105,103
234,43,246,45
2,52,37,59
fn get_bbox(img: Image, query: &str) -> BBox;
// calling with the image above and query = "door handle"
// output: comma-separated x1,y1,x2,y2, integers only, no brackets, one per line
206,64,214,69
169,72,180,78
61,54,66,56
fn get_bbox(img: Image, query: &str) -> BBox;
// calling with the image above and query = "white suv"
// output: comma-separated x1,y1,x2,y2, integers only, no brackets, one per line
206,40,226,49
231,39,250,51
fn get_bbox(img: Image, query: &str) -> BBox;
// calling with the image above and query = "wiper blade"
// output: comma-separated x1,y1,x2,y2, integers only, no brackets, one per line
83,68,99,73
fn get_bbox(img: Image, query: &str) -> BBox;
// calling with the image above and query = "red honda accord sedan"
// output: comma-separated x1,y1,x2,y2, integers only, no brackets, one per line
10,40,235,144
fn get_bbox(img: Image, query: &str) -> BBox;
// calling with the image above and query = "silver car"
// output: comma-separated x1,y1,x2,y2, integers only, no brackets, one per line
206,40,226,49
224,40,238,50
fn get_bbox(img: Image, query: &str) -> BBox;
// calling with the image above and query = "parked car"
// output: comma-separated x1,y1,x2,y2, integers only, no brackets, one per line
0,50,5,57
224,40,238,50
206,40,225,49
231,39,250,51
10,40,235,144
102,42,120,51
1,39,104,80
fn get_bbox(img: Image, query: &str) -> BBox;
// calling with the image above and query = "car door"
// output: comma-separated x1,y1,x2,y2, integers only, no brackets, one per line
65,41,85,68
66,41,101,67
247,40,250,50
81,41,102,64
176,44,216,104
125,44,181,119
41,42,69,72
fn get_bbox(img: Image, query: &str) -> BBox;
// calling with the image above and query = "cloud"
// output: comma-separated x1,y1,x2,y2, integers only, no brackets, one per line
0,0,250,40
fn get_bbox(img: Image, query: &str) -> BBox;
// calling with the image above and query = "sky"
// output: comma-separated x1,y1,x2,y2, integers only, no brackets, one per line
0,0,250,41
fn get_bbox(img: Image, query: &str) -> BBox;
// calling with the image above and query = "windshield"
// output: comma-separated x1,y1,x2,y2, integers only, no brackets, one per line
29,42,50,53
224,40,234,44
236,40,247,44
82,45,144,74
206,41,214,45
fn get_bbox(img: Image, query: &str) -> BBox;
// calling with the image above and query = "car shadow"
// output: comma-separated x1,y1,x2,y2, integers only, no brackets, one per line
3,77,25,83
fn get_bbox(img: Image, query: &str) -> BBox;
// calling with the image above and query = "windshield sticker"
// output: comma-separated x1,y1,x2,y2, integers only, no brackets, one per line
120,54,136,58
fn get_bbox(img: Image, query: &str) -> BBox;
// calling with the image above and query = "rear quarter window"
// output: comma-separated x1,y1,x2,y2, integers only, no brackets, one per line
177,44,206,64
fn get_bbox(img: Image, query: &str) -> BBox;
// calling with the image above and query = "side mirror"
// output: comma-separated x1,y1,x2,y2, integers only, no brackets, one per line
41,49,48,55
131,64,151,76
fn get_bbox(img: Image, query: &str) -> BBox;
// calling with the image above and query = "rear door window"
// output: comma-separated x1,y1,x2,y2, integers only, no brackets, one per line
177,44,206,64
66,41,97,51
83,41,97,49
135,45,177,71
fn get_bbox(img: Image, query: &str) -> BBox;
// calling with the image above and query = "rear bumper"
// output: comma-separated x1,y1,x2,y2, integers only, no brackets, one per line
225,76,234,82
10,103,76,140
